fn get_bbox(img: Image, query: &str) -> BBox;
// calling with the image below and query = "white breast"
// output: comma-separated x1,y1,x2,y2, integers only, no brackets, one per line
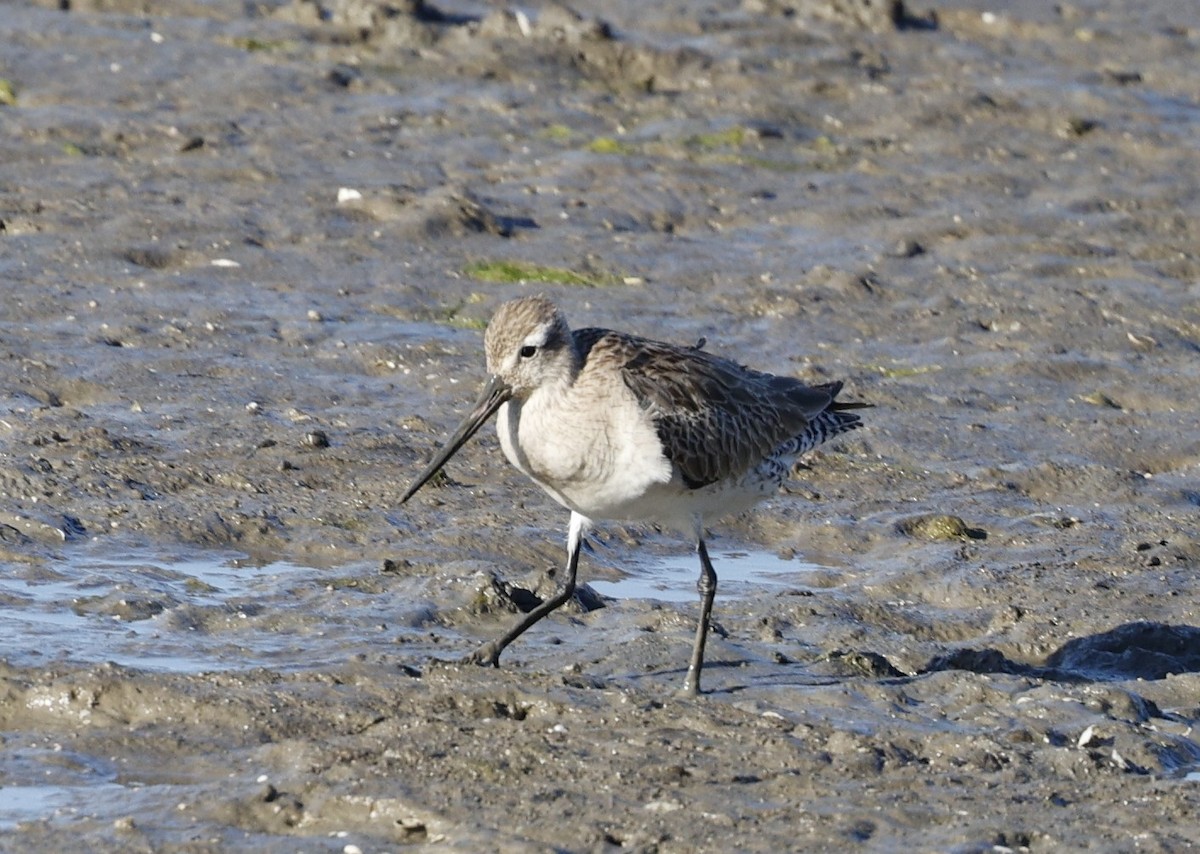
496,385,673,521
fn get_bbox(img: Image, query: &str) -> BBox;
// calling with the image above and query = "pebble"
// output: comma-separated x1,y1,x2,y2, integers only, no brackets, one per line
304,430,330,449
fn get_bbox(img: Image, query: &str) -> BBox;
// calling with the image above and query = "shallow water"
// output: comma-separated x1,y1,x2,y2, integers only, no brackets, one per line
0,781,132,832
0,744,125,831
589,548,823,603
0,549,340,672
0,546,819,673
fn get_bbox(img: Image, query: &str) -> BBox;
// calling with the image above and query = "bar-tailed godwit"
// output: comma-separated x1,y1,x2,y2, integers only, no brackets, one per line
401,296,865,695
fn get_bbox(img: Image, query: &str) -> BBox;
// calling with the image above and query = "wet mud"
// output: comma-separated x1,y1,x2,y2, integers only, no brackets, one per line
1,0,1199,849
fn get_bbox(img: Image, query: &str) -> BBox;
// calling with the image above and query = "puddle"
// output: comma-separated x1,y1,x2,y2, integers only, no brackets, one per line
0,783,134,830
589,549,824,603
0,545,824,675
0,749,212,833
0,745,131,831
0,548,390,673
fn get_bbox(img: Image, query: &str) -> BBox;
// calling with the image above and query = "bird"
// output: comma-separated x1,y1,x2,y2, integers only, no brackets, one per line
400,295,866,695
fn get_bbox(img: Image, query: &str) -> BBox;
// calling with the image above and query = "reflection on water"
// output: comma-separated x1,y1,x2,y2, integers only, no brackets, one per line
588,549,823,603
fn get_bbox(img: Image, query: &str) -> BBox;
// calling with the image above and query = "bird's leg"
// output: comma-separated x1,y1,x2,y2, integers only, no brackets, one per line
465,511,586,667
682,536,718,696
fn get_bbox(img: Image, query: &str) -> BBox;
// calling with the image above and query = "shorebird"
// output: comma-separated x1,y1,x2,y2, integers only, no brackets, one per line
401,296,865,695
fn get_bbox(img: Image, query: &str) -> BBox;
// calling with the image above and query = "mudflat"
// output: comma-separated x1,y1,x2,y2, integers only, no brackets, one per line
1,0,1198,849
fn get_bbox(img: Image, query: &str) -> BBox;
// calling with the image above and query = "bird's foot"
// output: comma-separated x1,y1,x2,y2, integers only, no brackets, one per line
462,642,502,668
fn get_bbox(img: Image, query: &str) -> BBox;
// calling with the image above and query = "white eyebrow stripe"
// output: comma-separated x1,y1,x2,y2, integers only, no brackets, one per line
523,322,553,349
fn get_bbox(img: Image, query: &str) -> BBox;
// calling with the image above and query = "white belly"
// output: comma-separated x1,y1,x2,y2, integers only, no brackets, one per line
495,395,779,530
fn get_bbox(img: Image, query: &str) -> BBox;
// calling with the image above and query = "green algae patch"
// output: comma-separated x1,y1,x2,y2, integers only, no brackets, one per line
542,123,575,142
442,311,488,330
229,36,295,52
868,362,942,379
465,260,618,288
685,125,749,150
438,294,489,329
586,136,636,155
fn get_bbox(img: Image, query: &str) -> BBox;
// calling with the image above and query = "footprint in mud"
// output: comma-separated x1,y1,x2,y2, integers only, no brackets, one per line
1044,621,1200,681
922,621,1200,683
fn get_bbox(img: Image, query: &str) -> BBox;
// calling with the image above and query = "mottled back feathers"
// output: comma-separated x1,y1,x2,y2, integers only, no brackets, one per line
573,327,862,489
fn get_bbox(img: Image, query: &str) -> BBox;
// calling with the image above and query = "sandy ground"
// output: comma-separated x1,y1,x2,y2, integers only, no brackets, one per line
2,0,1199,849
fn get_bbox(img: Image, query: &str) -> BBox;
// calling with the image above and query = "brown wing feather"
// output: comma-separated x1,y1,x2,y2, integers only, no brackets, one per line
575,328,834,489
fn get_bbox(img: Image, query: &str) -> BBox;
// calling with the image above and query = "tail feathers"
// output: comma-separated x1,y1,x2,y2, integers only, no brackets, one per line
778,382,868,458
778,409,863,458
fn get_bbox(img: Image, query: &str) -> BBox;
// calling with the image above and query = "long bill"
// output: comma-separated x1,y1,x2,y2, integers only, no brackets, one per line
399,374,513,503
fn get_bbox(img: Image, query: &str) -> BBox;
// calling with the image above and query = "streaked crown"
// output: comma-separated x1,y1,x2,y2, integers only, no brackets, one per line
484,296,577,396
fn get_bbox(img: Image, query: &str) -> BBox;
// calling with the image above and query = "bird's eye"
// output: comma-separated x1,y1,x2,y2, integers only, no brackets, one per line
519,345,537,358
